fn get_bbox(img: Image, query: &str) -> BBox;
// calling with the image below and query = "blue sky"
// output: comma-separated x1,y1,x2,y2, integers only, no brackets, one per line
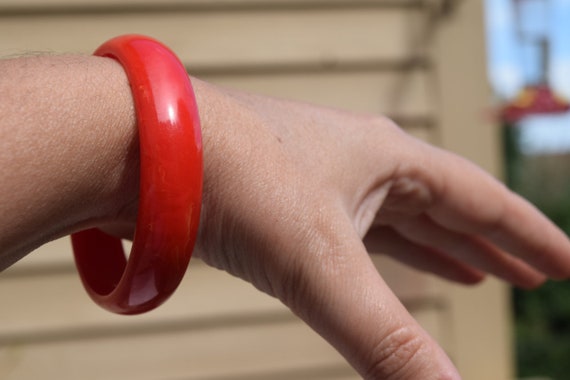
485,0,570,154
485,0,570,99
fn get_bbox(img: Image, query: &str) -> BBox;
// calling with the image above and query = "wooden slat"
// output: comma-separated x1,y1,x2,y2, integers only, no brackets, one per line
0,320,357,380
412,304,451,355
205,69,438,141
187,364,361,380
0,0,422,12
371,255,445,302
0,258,287,341
2,239,73,276
403,123,438,144
203,69,434,118
0,8,419,70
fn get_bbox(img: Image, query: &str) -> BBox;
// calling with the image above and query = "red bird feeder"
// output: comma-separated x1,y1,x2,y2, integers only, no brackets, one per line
501,84,570,123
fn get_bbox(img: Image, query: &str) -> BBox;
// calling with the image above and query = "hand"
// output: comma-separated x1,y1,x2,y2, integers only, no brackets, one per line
176,80,570,379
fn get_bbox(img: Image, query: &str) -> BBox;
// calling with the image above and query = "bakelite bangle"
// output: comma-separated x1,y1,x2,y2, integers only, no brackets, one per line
71,35,203,315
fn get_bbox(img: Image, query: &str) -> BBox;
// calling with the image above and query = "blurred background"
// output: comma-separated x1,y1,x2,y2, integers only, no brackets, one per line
486,0,570,379
0,0,567,379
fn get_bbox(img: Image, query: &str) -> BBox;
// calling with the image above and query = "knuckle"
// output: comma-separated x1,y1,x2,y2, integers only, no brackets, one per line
367,115,409,143
364,326,427,380
364,326,458,380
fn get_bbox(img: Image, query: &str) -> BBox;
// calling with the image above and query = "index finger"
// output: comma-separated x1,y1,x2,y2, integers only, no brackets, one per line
425,148,570,279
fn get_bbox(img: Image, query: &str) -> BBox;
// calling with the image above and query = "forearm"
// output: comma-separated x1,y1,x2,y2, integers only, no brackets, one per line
0,55,138,268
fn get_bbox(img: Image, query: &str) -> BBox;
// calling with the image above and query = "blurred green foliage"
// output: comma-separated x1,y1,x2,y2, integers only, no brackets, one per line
504,125,570,379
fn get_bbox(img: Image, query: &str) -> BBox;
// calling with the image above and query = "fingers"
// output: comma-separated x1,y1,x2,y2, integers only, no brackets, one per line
478,193,570,280
414,145,570,280
387,215,546,288
281,214,461,380
364,225,486,285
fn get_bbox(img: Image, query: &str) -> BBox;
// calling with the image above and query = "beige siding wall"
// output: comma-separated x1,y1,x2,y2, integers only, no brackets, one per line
431,2,513,379
0,1,512,379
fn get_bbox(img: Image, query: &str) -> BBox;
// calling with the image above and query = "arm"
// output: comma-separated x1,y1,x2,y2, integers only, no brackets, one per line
2,54,570,380
0,55,137,268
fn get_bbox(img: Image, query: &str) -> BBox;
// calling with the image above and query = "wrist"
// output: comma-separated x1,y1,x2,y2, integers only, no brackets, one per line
71,56,140,232
0,55,138,264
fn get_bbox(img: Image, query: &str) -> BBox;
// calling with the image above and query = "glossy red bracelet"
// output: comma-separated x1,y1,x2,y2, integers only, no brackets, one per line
71,35,203,315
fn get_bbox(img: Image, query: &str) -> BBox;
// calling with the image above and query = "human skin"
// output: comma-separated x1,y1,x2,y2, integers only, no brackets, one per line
2,55,570,379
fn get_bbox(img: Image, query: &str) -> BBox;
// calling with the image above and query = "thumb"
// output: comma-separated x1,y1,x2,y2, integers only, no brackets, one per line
283,217,460,380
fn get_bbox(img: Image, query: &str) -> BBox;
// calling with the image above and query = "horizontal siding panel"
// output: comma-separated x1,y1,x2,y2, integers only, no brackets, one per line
204,69,434,119
0,8,419,69
0,0,421,12
0,257,286,341
178,364,361,380
371,255,445,301
0,320,356,380
413,306,451,355
3,239,73,276
404,123,437,144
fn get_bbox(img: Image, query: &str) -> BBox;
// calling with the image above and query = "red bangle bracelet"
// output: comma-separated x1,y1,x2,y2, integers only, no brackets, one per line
71,35,203,315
